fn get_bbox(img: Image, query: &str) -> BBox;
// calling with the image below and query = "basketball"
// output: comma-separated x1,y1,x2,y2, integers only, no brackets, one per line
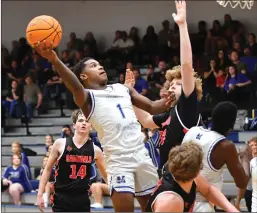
26,15,62,48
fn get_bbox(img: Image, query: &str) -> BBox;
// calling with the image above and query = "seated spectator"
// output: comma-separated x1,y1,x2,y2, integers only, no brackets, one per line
233,41,243,56
61,125,73,138
158,20,172,61
84,32,98,58
73,50,84,66
133,68,148,96
154,61,167,89
43,65,64,101
2,154,32,205
230,49,247,73
129,27,140,50
6,60,24,85
194,21,207,55
168,55,180,69
126,61,133,71
141,25,158,64
118,73,125,84
205,20,224,55
246,33,257,56
12,141,32,180
23,75,43,121
203,59,218,102
67,32,84,52
10,40,20,62
45,134,54,152
215,69,227,102
45,144,53,157
2,80,22,118
224,65,252,103
111,31,135,63
146,65,160,100
36,156,55,207
61,50,73,68
240,47,257,73
216,69,226,89
215,49,230,70
90,182,109,209
112,30,122,46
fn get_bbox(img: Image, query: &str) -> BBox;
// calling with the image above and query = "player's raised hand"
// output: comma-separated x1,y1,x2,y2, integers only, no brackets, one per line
162,90,176,107
34,41,57,63
172,0,187,26
124,69,135,88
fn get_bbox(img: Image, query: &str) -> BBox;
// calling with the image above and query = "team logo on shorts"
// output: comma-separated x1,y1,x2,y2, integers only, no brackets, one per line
116,176,126,184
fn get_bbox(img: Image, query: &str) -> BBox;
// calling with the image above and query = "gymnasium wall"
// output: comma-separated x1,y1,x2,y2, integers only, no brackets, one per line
2,1,257,51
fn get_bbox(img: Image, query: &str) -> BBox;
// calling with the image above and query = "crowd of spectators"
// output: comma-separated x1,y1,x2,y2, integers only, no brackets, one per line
2,13,257,123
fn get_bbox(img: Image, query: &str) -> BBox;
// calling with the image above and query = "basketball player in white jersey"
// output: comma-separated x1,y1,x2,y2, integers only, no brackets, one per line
35,25,174,213
182,101,248,212
249,138,257,212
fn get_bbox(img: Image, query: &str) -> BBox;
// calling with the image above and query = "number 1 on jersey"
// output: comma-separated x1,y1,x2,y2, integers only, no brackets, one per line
117,104,126,119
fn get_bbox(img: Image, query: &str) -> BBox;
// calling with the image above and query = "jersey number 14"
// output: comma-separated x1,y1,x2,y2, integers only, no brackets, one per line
69,165,87,179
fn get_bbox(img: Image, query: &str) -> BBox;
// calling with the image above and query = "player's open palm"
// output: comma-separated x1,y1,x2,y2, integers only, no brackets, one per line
34,41,57,62
172,0,187,26
125,69,135,88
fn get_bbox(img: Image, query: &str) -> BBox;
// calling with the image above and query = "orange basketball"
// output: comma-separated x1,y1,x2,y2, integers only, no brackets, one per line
26,15,62,48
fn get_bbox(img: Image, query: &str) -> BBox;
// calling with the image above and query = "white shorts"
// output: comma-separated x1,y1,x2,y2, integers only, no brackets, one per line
193,201,215,212
106,147,158,197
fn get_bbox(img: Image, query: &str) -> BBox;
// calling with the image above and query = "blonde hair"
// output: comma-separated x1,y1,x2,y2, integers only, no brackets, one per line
168,141,203,182
164,66,203,101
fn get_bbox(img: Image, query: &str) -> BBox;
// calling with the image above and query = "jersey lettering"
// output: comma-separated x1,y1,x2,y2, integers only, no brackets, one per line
69,165,87,179
116,176,126,184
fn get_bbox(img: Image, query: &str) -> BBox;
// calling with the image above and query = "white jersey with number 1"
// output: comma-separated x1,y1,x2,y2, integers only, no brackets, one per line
87,83,144,158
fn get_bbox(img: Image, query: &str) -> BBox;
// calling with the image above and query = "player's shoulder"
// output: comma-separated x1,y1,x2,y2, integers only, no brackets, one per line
54,138,66,146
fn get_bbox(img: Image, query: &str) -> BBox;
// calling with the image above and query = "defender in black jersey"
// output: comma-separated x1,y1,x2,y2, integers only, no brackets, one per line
146,141,238,212
129,1,202,170
37,110,106,212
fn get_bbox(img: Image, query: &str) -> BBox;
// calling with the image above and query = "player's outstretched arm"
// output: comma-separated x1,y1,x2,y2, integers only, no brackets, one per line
34,42,89,108
94,145,107,183
195,174,239,212
222,141,248,209
129,85,172,115
37,139,62,211
173,0,194,97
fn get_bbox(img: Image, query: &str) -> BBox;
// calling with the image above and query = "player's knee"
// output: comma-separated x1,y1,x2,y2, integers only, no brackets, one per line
90,182,100,191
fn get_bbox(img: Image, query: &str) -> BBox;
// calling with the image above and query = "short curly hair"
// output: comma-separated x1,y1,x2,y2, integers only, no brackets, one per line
163,65,203,101
168,141,203,182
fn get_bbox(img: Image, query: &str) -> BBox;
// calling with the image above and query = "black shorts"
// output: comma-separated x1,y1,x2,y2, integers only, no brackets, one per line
52,192,90,212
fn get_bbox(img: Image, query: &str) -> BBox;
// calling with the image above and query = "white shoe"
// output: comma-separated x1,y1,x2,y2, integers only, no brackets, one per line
90,203,103,208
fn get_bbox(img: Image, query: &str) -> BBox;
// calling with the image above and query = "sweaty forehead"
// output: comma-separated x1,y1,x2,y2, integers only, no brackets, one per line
84,59,99,66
